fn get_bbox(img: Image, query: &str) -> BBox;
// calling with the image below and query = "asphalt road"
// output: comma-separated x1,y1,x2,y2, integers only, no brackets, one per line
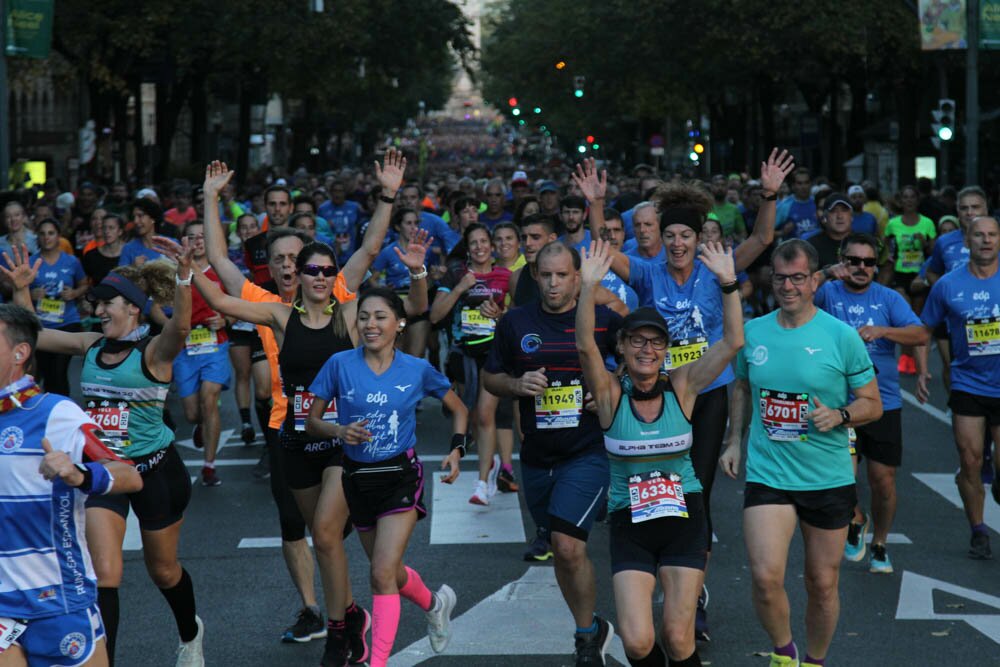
61,347,1000,667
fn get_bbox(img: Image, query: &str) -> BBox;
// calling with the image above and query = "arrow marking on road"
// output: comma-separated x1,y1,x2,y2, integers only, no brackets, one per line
896,570,1000,645
390,566,628,666
912,473,999,532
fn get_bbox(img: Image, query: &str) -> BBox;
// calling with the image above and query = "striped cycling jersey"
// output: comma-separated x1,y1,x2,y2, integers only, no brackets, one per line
0,392,97,619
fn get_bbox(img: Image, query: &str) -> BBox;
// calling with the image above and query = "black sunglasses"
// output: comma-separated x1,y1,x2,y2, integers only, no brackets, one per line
842,255,877,267
300,264,337,277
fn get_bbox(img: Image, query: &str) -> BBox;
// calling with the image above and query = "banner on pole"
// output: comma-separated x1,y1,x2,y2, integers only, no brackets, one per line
919,0,968,50
4,0,54,59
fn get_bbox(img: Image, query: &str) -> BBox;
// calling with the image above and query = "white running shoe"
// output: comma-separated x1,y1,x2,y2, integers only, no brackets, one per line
469,480,490,506
426,585,456,653
175,616,204,667
486,454,500,498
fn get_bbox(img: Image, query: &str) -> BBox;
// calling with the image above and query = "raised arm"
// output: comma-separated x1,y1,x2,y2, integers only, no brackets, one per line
145,237,192,375
673,242,743,411
339,148,406,292
190,269,288,329
734,148,794,273
576,240,618,427
202,161,250,295
0,245,101,355
574,158,631,282
396,229,432,317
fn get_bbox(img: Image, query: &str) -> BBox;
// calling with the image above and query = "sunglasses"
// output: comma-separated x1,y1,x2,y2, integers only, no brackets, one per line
300,264,337,277
842,255,877,267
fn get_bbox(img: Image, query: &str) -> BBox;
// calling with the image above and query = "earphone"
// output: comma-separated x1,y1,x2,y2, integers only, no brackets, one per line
14,354,21,361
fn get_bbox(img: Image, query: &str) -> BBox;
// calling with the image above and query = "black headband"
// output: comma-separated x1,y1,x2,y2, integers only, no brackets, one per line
660,207,703,233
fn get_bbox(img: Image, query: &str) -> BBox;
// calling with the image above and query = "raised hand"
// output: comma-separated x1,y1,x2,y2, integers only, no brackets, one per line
0,244,41,291
204,160,235,196
375,148,407,195
698,241,737,284
571,157,607,203
580,239,612,286
760,148,795,195
151,236,193,275
394,228,432,272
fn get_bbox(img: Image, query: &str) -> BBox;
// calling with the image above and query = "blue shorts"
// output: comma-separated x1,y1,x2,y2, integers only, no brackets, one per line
173,341,231,398
521,450,609,542
15,603,105,667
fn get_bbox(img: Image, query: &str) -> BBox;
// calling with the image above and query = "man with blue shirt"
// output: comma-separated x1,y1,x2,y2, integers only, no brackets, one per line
480,179,513,227
619,203,666,264
847,185,879,236
399,183,460,255
815,233,929,573
776,168,819,239
317,180,362,236
918,215,1000,560
597,210,638,311
119,198,166,266
559,195,590,252
721,240,882,667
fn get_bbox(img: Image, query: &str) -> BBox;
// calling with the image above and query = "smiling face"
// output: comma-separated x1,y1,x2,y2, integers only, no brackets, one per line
663,224,698,271
841,241,877,290
357,295,404,353
771,251,820,317
298,250,336,303
4,203,27,234
268,236,304,295
466,228,493,268
493,227,519,262
95,295,140,340
185,223,206,260
621,325,667,379
132,207,155,237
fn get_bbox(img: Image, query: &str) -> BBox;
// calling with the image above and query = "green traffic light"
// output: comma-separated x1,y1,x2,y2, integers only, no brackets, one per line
592,143,600,150
533,107,542,114
574,90,584,98
938,126,954,141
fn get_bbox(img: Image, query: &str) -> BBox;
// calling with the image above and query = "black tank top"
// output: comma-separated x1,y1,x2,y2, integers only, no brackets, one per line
513,264,540,306
278,308,353,444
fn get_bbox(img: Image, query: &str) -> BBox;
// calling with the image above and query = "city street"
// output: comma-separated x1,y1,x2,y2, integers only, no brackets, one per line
75,351,1000,666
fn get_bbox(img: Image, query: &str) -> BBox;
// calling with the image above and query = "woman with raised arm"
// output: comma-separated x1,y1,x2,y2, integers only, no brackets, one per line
575,238,744,667
306,287,469,667
2,237,203,667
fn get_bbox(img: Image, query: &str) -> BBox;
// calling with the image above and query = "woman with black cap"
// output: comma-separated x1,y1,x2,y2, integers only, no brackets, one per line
575,238,744,667
1,238,205,667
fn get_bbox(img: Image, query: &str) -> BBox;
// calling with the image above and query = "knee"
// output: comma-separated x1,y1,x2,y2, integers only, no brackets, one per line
369,558,398,594
620,626,656,659
181,403,200,423
551,536,585,568
475,405,495,430
869,472,896,499
311,521,344,556
750,566,784,599
91,555,123,587
958,448,983,471
145,558,181,588
804,570,839,601
662,622,693,656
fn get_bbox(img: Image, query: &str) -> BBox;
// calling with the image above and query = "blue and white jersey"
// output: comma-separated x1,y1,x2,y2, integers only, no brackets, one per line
925,229,969,277
777,196,819,238
0,393,96,619
922,265,1000,398
318,200,362,234
601,270,638,311
815,281,921,411
309,347,452,463
622,242,666,265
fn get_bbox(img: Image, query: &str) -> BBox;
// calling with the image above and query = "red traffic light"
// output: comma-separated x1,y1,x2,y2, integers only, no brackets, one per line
508,97,518,107
586,135,595,144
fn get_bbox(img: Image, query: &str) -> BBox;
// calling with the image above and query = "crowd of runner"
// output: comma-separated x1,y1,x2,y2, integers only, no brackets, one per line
0,143,998,667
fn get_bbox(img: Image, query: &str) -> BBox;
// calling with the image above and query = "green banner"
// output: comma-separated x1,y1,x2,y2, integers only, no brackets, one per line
4,0,54,59
983,0,1000,49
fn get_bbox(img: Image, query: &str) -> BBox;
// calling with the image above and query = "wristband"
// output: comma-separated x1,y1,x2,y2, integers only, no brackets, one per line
839,408,851,426
720,281,739,294
762,192,777,201
175,273,192,286
74,462,113,495
450,433,468,458
378,193,396,205
409,265,428,281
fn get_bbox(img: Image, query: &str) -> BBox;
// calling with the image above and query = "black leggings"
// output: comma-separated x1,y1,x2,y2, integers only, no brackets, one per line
266,428,308,542
688,385,728,549
35,322,82,395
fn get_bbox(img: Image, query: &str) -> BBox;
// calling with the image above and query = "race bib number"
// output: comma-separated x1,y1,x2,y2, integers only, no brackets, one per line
232,320,255,332
900,248,923,272
759,388,810,441
0,617,27,654
85,401,130,446
628,471,687,522
293,388,337,432
185,327,218,355
460,308,496,337
663,336,708,372
37,297,65,323
534,383,583,429
965,316,1000,357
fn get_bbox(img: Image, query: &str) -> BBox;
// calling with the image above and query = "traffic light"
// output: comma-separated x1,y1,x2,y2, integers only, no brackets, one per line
574,76,585,98
689,151,699,162
533,107,542,114
586,135,595,144
511,108,521,116
693,143,705,154
932,98,956,143
508,97,518,108
555,61,566,70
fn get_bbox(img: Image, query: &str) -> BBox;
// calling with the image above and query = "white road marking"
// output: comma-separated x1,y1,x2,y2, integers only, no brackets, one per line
390,566,628,666
900,390,949,425
913,473,999,531
865,533,912,545
123,511,142,551
175,428,235,452
429,476,525,545
896,571,1000,645
239,537,313,549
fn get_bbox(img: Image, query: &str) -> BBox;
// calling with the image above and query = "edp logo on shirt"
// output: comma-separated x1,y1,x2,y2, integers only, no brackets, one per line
366,391,388,406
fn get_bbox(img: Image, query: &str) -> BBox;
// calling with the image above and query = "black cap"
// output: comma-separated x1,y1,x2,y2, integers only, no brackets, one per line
824,192,852,212
622,307,669,337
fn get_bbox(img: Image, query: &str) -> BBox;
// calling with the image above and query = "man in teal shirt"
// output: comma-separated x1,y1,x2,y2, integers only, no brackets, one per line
720,239,882,667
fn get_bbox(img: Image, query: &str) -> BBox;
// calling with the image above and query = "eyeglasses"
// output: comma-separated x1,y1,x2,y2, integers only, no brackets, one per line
300,264,337,277
627,334,667,350
186,234,204,241
771,273,810,286
842,255,877,267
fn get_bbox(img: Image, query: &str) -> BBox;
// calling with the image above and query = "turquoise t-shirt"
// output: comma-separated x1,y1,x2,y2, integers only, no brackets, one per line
734,309,876,491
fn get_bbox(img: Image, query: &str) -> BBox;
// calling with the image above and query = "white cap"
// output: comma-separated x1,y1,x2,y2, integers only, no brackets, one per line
511,170,528,184
847,185,865,197
55,192,75,209
135,187,159,203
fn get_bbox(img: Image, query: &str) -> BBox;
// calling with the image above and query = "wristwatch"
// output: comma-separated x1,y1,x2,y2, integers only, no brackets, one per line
838,408,851,426
175,273,192,286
